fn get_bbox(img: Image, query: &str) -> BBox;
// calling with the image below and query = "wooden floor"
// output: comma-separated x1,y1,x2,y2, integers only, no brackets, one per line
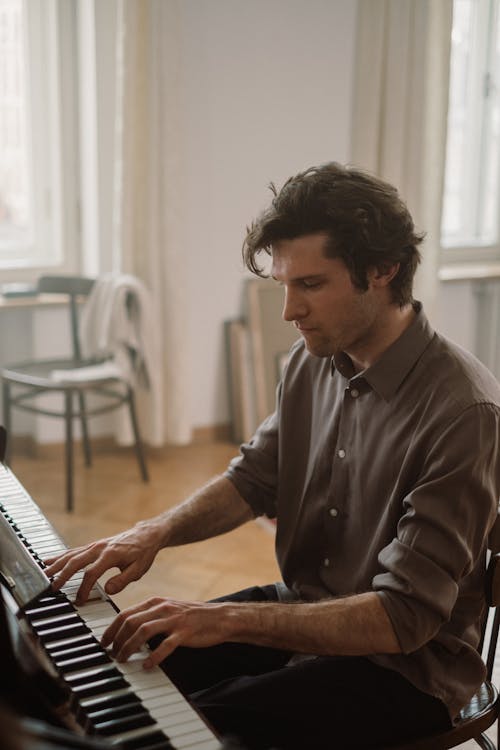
11,440,279,612
8,441,496,748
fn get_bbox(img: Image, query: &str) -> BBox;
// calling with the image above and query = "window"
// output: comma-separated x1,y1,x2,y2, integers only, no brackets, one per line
0,0,79,278
441,0,500,263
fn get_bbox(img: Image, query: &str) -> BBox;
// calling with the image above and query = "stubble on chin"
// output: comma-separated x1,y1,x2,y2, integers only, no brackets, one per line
301,333,335,359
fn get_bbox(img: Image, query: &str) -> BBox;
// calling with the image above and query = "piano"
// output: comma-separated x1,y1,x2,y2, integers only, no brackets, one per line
0,449,222,750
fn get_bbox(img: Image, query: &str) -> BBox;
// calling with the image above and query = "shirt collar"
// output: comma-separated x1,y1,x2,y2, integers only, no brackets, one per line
331,302,435,402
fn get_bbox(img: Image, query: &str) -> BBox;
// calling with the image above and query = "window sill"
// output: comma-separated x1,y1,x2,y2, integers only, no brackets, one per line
439,262,500,282
0,293,67,309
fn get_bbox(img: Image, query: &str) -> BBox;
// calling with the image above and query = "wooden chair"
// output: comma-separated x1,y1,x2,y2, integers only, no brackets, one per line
392,515,500,750
1,276,149,512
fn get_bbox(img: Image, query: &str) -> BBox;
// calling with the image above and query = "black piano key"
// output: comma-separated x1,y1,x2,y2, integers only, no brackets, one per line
50,640,102,660
44,632,97,653
55,650,112,673
36,593,69,605
76,689,138,723
66,666,122,687
93,711,155,736
134,742,175,750
37,621,91,642
85,699,145,729
25,601,75,617
120,730,172,750
31,612,81,629
70,674,129,700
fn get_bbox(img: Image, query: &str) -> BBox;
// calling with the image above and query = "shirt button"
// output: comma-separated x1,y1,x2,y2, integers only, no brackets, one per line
323,558,330,567
350,388,359,398
338,449,346,458
329,507,338,517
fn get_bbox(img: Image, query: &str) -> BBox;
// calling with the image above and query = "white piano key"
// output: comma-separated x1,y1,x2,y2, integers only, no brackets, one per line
182,739,221,750
116,670,169,689
17,519,52,528
113,658,146,675
139,693,178,711
34,551,66,561
64,589,104,604
150,704,200,725
106,724,166,746
76,601,117,622
172,728,220,748
134,684,185,704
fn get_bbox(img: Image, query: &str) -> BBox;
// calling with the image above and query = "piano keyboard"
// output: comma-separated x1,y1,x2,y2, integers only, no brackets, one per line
0,463,221,750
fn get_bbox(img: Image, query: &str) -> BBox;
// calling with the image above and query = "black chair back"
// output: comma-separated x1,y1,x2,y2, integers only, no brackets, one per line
37,276,95,362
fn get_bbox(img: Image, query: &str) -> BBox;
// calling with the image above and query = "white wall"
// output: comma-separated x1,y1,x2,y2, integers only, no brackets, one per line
178,0,358,426
1,0,483,442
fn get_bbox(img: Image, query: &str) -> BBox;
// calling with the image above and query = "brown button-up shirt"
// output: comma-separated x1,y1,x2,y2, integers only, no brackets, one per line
226,304,500,719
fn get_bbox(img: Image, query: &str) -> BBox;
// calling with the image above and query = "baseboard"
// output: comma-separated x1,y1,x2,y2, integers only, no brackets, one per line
192,423,233,444
10,435,120,459
8,423,235,458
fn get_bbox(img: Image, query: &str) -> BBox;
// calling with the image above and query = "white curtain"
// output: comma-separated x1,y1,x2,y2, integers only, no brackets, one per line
351,0,453,323
112,0,192,445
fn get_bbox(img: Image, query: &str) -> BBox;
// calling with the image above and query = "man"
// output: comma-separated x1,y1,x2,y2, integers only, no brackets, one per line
46,163,500,749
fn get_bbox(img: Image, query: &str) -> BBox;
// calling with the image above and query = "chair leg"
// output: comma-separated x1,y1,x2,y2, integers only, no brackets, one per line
78,391,92,467
64,390,74,512
126,387,149,482
2,380,12,465
475,731,496,749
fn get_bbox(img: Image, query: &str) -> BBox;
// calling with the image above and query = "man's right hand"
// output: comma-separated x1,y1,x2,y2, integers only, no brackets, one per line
43,520,164,604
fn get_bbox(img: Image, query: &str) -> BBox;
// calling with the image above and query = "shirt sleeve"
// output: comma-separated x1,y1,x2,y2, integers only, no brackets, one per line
224,384,282,519
373,402,500,653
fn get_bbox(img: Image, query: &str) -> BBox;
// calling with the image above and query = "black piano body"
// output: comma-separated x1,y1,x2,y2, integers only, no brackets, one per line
0,447,222,750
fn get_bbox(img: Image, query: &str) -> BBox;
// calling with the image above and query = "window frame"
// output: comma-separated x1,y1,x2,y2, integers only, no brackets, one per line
0,0,81,283
441,0,500,268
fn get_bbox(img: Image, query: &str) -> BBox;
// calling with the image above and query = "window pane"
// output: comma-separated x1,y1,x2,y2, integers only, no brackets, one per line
442,0,474,242
481,4,500,239
0,0,33,259
441,0,500,249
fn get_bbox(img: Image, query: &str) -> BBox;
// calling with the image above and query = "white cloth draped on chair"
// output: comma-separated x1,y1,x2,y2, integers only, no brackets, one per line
80,273,164,447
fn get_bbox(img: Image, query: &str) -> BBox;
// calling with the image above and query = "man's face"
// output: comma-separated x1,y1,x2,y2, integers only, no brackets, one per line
271,233,388,361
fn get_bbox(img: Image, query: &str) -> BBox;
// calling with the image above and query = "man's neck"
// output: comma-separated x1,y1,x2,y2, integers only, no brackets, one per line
348,303,416,373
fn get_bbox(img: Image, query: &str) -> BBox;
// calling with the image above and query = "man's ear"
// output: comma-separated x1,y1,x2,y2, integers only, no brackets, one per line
368,263,400,287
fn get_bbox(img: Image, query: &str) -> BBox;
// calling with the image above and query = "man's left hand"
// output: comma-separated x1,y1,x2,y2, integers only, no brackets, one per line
101,597,231,668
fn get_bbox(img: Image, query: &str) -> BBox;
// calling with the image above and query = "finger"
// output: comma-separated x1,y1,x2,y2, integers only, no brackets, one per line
114,617,171,663
143,633,181,668
104,560,144,596
101,599,160,648
109,600,171,657
49,550,96,591
101,611,129,649
75,557,122,604
44,549,83,577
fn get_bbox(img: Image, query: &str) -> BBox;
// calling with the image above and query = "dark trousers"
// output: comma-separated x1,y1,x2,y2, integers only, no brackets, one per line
162,586,452,750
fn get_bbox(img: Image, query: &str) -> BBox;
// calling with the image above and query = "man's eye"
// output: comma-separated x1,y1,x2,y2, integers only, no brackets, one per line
303,280,322,289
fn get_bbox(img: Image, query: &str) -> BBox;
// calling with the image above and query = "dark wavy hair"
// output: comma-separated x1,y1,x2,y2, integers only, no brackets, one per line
242,162,424,306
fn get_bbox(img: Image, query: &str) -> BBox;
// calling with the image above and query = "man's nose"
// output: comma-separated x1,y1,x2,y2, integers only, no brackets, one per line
282,288,306,322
